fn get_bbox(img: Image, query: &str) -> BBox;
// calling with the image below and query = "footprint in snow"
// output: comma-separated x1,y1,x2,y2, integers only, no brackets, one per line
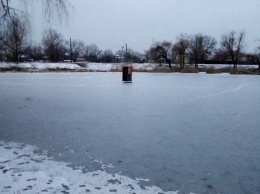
109,189,117,192
62,184,70,190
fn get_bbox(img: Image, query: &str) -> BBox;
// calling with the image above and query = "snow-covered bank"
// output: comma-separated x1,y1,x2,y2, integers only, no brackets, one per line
0,62,259,72
0,62,162,72
0,141,180,194
0,62,83,71
85,63,159,71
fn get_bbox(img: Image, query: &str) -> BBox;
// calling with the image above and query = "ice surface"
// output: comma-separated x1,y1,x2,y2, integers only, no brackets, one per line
0,72,259,194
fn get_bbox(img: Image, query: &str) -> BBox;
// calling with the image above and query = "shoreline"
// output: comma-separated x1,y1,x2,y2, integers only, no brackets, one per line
0,62,259,75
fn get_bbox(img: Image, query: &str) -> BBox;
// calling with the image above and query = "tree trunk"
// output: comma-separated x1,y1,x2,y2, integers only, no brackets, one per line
182,54,185,69
166,58,172,70
15,48,18,62
194,57,199,68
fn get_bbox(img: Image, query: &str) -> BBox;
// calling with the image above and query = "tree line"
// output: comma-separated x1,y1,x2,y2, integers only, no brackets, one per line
0,8,260,69
148,32,260,69
0,15,145,63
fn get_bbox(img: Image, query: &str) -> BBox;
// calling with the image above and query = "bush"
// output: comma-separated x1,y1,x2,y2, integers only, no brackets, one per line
151,66,173,73
180,67,199,73
206,66,221,74
230,68,253,75
0,66,24,72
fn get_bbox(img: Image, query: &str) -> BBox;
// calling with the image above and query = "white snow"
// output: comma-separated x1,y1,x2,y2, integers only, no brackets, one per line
0,141,181,194
85,63,119,71
0,62,83,70
198,64,258,69
132,63,158,71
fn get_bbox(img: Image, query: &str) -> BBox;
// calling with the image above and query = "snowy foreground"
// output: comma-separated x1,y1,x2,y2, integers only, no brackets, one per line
0,141,184,194
0,62,258,72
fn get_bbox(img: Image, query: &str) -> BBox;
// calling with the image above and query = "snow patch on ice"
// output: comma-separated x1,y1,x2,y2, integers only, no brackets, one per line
0,141,182,194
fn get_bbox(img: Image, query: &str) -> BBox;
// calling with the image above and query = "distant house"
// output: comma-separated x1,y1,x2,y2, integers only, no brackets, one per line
75,57,87,66
172,54,190,65
19,55,33,62
63,57,87,64
115,55,124,63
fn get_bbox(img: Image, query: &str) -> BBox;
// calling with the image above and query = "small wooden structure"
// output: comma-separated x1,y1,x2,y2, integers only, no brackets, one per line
122,66,132,83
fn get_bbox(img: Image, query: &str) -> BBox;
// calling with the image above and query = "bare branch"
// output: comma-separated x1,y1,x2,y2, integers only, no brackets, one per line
1,0,70,24
221,31,245,68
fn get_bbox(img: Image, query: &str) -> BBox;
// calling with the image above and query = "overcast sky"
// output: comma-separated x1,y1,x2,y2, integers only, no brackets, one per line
14,0,260,53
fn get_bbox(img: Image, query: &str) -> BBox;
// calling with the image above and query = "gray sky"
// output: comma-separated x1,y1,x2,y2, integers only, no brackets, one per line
14,0,260,53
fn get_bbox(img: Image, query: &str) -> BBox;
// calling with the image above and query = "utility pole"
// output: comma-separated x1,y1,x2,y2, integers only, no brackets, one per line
121,46,124,63
70,38,72,63
125,43,127,62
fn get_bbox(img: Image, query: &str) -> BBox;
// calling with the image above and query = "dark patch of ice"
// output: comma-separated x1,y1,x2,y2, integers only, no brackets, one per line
108,179,122,185
17,161,30,165
3,169,9,173
62,184,70,190
4,146,13,149
23,185,33,191
128,184,135,190
17,154,30,159
27,178,36,181
0,160,11,164
109,189,117,192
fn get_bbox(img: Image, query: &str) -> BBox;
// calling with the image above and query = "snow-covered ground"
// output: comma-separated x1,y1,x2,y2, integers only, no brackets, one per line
0,62,82,70
0,141,180,194
0,62,258,72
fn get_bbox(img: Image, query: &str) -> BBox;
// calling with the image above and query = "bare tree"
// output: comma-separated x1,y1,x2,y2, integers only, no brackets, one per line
42,29,65,62
173,34,190,69
99,49,115,63
84,44,101,62
255,40,260,69
221,31,245,68
42,0,69,22
214,48,229,63
67,39,85,62
189,34,217,68
0,15,29,61
1,0,69,23
124,48,143,63
23,44,43,61
149,41,173,69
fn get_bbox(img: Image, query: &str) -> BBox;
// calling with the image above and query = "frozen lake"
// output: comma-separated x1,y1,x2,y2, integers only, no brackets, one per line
0,72,260,194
